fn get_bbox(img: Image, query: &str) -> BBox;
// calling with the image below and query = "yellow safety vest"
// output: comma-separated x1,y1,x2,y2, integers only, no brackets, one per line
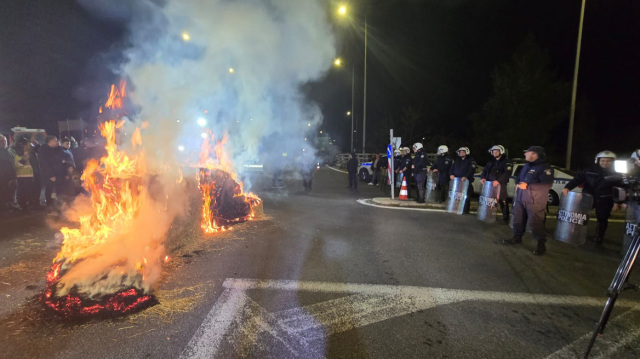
13,151,34,178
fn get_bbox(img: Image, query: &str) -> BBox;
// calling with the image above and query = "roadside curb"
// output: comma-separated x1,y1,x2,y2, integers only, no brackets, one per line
357,198,446,212
326,165,348,174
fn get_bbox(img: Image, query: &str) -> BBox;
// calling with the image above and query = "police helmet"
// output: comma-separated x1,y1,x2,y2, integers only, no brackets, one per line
456,147,470,155
412,142,423,151
488,145,505,155
437,145,448,155
632,149,640,160
594,150,616,164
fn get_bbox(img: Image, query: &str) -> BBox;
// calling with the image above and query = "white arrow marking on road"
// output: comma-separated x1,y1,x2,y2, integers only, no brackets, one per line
179,278,640,358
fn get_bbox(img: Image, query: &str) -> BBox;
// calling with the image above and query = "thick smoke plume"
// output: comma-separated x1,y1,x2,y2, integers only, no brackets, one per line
54,0,336,299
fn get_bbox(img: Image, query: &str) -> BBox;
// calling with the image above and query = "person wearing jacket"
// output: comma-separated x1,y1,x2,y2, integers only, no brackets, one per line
563,150,619,244
480,145,512,223
411,142,431,203
0,135,17,214
431,145,452,203
398,147,412,198
369,153,381,186
38,136,63,210
449,146,476,213
346,153,358,189
503,146,554,255
8,137,41,211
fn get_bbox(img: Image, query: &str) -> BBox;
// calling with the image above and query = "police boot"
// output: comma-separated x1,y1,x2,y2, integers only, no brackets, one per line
502,236,522,245
532,242,546,256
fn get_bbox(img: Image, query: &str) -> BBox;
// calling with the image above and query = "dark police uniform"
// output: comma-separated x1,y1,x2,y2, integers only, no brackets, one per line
510,154,554,254
399,152,413,197
412,148,431,203
564,164,618,243
431,154,452,203
480,156,513,222
449,156,476,213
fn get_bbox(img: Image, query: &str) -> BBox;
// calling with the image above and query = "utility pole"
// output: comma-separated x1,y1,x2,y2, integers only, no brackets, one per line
362,17,367,154
566,0,587,170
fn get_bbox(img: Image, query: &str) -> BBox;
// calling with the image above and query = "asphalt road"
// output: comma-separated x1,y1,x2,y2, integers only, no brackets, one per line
1,167,639,358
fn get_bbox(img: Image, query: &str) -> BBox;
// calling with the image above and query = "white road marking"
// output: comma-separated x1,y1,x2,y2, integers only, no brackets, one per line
357,199,446,212
545,305,640,359
325,165,347,174
179,278,640,358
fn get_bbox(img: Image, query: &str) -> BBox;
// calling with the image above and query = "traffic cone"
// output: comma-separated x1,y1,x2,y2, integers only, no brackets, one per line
399,175,408,200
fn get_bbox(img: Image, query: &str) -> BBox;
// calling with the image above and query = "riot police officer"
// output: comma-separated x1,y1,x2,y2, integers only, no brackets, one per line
411,142,431,203
480,145,512,223
449,147,476,213
431,145,452,203
503,146,554,255
398,147,412,198
563,151,619,244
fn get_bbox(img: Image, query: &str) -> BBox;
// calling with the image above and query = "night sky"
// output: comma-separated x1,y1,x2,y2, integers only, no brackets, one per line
1,0,638,168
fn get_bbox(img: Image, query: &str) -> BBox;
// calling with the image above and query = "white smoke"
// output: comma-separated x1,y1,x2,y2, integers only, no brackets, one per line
88,0,336,176
53,0,335,299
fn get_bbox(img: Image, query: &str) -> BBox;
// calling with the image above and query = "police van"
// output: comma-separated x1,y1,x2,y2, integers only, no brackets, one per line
472,160,574,205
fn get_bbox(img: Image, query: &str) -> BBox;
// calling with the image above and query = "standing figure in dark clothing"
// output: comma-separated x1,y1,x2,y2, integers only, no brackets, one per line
503,146,554,255
0,135,18,214
60,136,77,169
398,147,412,198
299,151,315,191
563,150,619,244
38,136,63,211
431,145,452,203
449,146,476,213
411,142,431,203
347,153,358,189
368,153,381,186
480,145,513,223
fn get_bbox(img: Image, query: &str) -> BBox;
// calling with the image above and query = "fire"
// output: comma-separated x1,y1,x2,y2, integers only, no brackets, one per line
198,132,261,233
43,81,167,317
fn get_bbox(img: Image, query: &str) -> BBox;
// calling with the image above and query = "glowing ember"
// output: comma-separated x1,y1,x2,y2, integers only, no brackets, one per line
198,133,261,233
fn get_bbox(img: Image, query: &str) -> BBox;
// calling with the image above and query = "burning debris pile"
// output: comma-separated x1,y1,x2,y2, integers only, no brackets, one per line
42,82,185,318
198,134,261,233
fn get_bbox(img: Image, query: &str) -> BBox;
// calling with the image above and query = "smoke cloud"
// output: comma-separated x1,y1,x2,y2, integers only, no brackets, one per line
53,0,336,299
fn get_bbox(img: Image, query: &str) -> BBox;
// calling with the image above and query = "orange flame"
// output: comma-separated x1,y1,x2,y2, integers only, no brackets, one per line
197,132,260,233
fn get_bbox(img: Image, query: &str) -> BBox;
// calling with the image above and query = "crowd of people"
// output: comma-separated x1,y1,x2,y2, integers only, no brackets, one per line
0,134,80,217
347,142,640,256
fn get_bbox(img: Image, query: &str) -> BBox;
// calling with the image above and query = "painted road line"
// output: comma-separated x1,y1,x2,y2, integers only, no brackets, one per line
545,305,640,359
325,165,347,174
180,278,640,358
357,199,446,212
179,288,248,359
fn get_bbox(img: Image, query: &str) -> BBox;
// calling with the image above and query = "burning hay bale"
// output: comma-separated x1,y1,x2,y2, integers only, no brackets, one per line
199,168,261,231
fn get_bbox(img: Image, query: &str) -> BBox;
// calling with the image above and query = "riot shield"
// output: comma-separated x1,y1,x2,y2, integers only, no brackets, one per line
554,191,594,245
446,178,469,215
425,171,439,203
622,202,640,255
477,182,500,223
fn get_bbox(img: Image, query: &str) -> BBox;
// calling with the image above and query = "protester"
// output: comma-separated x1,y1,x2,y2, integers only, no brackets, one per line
38,136,63,211
368,153,381,186
0,135,18,214
347,153,358,189
9,137,40,211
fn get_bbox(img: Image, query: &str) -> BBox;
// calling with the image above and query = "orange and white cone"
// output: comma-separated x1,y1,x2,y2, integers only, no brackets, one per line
399,175,408,200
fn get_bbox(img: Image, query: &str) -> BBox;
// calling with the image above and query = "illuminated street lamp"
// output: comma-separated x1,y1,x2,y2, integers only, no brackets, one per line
182,32,190,41
197,117,207,127
334,57,355,152
336,4,368,154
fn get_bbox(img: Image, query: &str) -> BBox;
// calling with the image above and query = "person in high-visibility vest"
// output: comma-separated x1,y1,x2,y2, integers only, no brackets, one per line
9,137,41,211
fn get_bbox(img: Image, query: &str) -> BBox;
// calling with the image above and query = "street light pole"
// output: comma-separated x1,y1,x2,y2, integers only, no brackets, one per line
351,65,355,153
362,17,367,154
566,0,587,170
